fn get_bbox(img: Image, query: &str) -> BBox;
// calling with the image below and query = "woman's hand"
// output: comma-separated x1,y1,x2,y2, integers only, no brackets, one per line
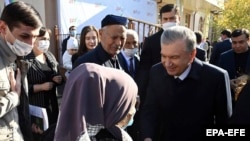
42,82,54,91
52,75,63,84
32,123,43,134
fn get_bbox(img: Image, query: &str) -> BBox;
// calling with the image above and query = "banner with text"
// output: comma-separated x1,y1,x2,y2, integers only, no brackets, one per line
57,0,157,35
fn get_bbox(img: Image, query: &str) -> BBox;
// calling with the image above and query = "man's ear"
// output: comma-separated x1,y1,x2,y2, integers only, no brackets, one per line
99,28,103,37
98,28,105,42
0,20,7,34
191,48,197,59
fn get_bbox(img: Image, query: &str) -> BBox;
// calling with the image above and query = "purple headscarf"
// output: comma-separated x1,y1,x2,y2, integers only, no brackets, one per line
54,63,137,141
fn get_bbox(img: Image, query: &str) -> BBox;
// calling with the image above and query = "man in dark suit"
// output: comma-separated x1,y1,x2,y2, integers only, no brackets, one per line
136,4,180,107
117,29,140,79
140,26,232,141
209,29,232,66
117,29,140,140
218,28,250,106
73,14,127,69
61,25,77,56
139,4,180,71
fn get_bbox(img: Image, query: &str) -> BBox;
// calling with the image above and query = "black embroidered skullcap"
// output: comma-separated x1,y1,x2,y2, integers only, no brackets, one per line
101,14,128,28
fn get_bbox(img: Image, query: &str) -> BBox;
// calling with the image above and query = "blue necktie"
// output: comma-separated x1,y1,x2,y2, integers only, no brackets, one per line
129,58,135,78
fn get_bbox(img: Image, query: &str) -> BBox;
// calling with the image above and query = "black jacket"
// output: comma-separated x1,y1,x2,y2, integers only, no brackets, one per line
61,36,70,56
140,59,231,141
209,39,232,66
73,44,122,70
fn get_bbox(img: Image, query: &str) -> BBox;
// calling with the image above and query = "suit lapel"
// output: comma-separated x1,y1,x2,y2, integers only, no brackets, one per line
117,53,129,73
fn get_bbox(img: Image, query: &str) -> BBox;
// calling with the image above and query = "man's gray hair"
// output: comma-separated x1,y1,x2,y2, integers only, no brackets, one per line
126,29,139,40
161,26,196,52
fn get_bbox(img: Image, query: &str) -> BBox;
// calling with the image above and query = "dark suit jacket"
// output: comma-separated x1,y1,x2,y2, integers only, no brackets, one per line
61,36,70,56
135,29,163,106
196,47,206,61
140,59,231,141
209,39,232,66
73,44,122,70
117,52,140,79
140,29,163,70
218,49,250,79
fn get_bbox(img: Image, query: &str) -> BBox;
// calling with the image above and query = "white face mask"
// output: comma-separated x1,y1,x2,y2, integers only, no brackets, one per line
37,40,50,53
6,39,33,56
123,48,138,57
162,22,178,30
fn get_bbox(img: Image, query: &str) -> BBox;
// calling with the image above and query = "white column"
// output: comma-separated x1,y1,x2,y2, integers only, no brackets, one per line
176,0,184,25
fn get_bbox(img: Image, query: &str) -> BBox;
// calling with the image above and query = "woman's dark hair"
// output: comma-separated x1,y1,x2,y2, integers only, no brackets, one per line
78,25,99,56
71,26,99,64
38,27,51,37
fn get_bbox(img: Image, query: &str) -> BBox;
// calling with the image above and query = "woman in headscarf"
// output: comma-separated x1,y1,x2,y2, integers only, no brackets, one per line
54,63,138,141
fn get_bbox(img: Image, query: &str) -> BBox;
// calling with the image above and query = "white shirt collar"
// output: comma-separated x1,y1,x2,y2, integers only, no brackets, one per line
196,44,201,49
174,64,191,80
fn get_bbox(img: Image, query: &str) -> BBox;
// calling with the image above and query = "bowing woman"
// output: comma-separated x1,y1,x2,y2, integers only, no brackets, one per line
24,27,63,138
54,63,138,141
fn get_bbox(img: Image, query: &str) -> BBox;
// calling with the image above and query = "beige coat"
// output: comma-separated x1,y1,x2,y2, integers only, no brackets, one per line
0,38,24,141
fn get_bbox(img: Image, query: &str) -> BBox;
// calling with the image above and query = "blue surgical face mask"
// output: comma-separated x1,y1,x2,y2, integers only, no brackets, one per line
122,118,134,129
70,30,77,37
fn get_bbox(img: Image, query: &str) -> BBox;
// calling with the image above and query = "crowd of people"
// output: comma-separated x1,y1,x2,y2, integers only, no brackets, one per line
0,1,250,141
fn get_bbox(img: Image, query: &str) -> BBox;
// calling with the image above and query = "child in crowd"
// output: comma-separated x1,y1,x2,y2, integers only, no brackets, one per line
62,37,78,78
